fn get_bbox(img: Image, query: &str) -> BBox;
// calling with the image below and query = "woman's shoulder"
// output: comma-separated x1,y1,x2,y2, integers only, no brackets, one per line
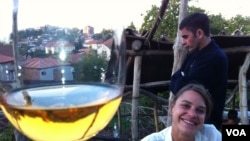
198,124,222,141
202,124,221,133
141,127,172,141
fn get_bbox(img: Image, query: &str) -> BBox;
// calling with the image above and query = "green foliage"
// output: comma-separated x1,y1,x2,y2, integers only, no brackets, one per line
187,6,206,14
72,54,108,82
225,89,250,109
209,14,228,35
139,1,250,40
139,91,169,108
0,124,15,141
140,5,159,36
18,28,43,40
139,0,180,40
227,15,250,34
32,49,51,58
92,29,113,41
18,45,30,56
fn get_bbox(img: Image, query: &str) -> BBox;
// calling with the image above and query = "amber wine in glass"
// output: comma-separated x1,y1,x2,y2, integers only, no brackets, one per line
1,84,123,141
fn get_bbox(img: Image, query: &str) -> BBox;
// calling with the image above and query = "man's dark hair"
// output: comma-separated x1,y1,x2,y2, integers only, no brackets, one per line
228,109,238,120
179,12,210,37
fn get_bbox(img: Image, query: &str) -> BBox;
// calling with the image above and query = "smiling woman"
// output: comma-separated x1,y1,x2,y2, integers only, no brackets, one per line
141,83,222,141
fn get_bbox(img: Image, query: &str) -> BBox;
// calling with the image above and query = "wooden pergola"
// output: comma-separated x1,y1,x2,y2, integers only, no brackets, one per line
123,0,250,140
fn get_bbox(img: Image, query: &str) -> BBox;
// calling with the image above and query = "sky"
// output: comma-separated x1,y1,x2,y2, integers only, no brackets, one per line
1,0,250,42
189,0,250,19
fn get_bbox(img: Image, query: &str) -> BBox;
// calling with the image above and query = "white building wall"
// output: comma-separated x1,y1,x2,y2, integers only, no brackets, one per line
0,62,15,81
59,66,74,81
84,44,111,60
39,66,74,81
97,45,111,60
39,68,54,80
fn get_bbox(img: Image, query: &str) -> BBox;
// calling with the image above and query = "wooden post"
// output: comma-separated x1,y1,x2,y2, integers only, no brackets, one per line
167,0,188,127
12,0,23,88
131,56,142,141
117,107,121,137
153,102,159,132
238,52,250,124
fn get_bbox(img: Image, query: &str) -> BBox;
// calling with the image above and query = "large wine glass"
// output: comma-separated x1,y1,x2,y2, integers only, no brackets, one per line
0,0,127,141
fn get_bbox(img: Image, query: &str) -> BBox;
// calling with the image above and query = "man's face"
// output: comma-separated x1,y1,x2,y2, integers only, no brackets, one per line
180,27,200,52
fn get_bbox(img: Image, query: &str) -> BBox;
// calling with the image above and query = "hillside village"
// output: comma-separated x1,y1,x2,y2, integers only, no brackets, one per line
0,25,113,89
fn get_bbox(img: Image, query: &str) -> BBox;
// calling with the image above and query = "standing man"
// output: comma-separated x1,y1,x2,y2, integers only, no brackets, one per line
170,12,228,130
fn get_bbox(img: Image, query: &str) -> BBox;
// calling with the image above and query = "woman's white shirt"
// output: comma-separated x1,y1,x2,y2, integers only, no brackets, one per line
141,124,221,141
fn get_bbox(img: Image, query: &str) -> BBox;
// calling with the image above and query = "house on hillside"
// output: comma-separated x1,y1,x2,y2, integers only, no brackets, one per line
84,38,113,60
22,57,74,83
0,44,15,82
0,43,79,85
0,54,14,82
45,40,75,54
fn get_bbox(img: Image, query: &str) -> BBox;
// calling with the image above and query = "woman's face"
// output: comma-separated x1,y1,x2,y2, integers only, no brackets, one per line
171,90,206,137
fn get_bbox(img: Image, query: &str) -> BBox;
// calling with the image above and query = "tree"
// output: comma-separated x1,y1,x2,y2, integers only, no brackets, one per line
139,1,250,39
72,54,108,82
209,14,228,35
227,15,250,35
92,29,113,41
139,1,205,40
140,0,180,40
74,35,84,51
166,0,188,127
139,5,160,38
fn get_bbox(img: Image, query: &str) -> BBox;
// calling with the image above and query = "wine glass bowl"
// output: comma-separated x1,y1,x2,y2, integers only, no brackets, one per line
0,84,123,141
0,0,127,140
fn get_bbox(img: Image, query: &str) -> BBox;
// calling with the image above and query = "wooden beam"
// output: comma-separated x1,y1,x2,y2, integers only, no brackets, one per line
222,46,250,54
144,0,169,42
127,50,173,56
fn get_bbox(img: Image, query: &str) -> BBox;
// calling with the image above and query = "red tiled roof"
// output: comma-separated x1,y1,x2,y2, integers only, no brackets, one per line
69,53,83,63
85,38,113,48
77,48,95,56
85,40,103,45
0,54,13,63
22,57,70,69
103,38,113,48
